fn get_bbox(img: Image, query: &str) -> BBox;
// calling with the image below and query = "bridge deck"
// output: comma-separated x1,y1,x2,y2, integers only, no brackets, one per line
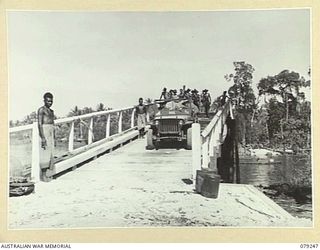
9,138,310,228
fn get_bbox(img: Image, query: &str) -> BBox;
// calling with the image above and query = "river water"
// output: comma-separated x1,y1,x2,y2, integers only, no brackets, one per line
239,155,312,220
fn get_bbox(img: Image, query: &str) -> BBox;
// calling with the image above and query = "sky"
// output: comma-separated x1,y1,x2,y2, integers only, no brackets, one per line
7,9,310,121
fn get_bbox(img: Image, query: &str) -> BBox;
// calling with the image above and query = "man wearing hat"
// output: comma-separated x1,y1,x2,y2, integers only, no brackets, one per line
201,89,212,118
220,91,228,106
184,88,191,99
168,89,174,99
191,89,200,110
172,89,179,99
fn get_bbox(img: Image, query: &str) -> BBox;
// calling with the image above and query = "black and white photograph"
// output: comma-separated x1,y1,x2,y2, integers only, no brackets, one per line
7,9,312,229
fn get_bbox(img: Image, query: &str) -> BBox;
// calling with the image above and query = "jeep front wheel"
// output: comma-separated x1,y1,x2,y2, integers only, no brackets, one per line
186,127,192,150
146,129,155,150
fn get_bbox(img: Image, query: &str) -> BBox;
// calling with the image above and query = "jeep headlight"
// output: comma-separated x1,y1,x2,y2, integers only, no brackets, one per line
155,120,159,126
179,120,184,126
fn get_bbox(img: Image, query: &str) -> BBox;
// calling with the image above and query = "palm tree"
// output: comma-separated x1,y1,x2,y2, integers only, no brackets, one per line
69,106,81,117
82,107,93,114
68,106,83,138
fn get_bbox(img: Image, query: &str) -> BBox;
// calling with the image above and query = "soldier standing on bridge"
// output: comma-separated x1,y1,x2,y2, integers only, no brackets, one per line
191,89,200,110
220,91,228,106
135,98,147,138
178,88,185,99
184,88,191,98
37,92,55,182
201,89,212,118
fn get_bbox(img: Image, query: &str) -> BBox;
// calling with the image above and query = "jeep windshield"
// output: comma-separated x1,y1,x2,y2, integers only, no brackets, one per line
157,100,191,116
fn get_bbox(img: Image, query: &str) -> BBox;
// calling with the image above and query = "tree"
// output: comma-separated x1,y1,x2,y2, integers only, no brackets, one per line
225,61,256,145
82,107,93,114
266,97,286,148
68,106,83,138
19,111,38,125
248,105,270,147
68,106,81,117
257,70,309,121
257,70,311,151
67,106,93,140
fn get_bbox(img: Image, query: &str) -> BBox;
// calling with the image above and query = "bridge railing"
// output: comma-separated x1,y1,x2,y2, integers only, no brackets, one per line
192,100,233,179
9,104,153,182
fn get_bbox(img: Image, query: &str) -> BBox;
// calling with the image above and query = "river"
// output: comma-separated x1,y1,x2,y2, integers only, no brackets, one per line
239,155,312,220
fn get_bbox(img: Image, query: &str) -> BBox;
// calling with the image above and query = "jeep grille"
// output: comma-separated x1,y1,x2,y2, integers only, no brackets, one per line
158,119,179,133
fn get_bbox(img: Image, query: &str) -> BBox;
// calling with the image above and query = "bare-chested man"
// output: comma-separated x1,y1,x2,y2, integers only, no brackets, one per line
37,92,55,182
135,97,147,138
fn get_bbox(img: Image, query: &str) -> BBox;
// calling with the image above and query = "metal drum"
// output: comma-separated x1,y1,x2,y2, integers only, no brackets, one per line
196,169,221,198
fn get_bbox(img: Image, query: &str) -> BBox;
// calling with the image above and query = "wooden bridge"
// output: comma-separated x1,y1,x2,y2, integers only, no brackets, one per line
9,99,310,228
10,100,234,183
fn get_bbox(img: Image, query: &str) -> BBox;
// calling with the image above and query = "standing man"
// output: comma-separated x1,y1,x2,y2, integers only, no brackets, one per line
184,88,191,98
201,89,212,118
135,98,147,138
178,88,185,99
191,89,200,110
159,87,169,100
172,89,179,99
37,92,55,182
220,91,228,106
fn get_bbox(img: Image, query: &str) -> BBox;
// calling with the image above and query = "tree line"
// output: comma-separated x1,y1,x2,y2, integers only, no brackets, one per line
10,62,311,154
10,103,132,144
224,61,311,154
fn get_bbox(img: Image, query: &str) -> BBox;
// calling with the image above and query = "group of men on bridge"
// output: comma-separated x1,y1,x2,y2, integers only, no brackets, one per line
159,86,212,118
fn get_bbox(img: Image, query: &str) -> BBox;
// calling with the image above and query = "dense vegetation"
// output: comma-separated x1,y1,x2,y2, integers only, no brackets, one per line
224,61,311,154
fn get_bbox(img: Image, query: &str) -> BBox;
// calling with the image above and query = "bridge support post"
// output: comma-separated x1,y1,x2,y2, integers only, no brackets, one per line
131,108,135,128
209,146,219,172
146,111,150,123
31,122,40,182
234,119,240,184
106,114,110,138
88,117,93,145
118,111,123,133
68,121,74,151
192,123,201,180
202,138,209,169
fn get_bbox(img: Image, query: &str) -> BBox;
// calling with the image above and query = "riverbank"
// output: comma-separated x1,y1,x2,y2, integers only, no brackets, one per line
258,185,312,220
239,151,312,220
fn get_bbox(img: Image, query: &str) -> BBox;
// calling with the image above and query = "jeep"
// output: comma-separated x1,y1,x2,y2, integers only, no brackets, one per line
146,98,198,150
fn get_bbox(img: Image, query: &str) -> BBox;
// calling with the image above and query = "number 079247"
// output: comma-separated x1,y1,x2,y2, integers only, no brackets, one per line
300,244,319,248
